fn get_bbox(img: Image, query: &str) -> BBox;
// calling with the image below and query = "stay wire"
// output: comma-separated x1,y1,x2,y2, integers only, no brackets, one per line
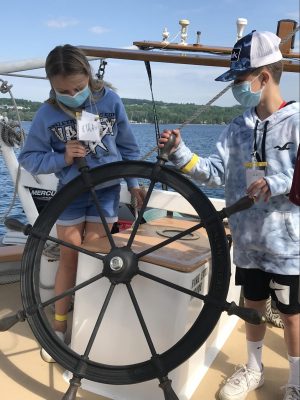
144,61,161,148
144,61,168,192
140,23,300,161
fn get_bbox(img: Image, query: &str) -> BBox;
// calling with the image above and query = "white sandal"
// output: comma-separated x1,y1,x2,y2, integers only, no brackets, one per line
40,331,66,363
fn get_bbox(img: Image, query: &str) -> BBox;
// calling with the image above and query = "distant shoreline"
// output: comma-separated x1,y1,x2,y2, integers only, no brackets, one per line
1,97,243,125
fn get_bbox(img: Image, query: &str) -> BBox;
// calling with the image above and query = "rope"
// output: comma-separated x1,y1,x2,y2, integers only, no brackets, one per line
0,79,26,144
0,119,24,147
0,79,12,94
43,241,60,259
0,119,24,226
0,78,26,226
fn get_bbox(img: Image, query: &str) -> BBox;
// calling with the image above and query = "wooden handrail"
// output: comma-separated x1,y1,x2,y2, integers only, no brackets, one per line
80,45,299,73
133,40,300,59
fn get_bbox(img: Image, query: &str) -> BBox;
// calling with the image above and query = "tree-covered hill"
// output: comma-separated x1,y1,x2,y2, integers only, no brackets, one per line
122,98,244,124
0,97,244,124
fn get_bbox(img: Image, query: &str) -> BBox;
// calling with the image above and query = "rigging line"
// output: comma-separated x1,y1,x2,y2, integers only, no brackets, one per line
140,31,180,148
280,25,300,45
139,30,181,51
144,60,169,194
176,25,299,129
159,30,181,50
139,31,181,159
0,161,22,225
140,24,299,161
139,82,233,161
0,73,47,80
176,82,233,130
144,61,160,147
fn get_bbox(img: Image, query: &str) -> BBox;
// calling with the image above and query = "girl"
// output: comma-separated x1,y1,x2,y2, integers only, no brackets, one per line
19,44,144,360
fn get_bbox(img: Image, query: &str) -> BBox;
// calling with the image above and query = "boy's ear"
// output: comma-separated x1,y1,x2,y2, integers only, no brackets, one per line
261,70,270,86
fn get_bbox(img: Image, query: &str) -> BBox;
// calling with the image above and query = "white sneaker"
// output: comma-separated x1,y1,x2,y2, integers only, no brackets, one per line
40,331,66,363
219,364,264,400
282,385,300,400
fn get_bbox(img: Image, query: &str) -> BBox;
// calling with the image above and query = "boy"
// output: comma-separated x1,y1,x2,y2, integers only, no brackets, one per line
159,31,300,400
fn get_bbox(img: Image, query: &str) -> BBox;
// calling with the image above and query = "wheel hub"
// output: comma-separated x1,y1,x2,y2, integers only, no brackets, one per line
103,246,138,283
110,256,124,271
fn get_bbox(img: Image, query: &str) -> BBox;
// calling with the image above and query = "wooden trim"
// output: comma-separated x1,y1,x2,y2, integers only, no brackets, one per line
133,40,300,59
0,245,24,263
82,217,212,273
133,41,234,54
80,46,300,73
276,19,298,54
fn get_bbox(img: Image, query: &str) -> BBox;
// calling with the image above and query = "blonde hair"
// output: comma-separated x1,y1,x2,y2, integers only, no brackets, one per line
45,44,104,92
45,44,109,111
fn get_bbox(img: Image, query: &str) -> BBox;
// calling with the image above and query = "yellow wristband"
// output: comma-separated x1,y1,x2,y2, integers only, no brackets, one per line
181,154,199,173
55,313,68,322
244,161,268,168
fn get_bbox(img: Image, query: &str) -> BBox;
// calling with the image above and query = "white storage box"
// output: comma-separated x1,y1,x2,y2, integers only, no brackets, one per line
68,217,240,400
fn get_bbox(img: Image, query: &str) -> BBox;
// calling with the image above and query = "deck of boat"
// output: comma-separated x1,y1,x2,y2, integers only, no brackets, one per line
0,282,288,400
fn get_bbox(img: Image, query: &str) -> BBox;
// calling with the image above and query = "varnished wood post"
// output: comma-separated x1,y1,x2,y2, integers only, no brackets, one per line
276,19,298,54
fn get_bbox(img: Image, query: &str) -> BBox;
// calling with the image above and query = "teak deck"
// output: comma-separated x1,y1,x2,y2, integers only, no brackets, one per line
0,282,288,399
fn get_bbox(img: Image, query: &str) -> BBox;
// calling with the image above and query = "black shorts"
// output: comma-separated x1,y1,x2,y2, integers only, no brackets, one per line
235,267,300,314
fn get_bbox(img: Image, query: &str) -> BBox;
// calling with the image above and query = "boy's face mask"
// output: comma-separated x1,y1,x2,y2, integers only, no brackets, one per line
232,75,263,108
55,85,90,108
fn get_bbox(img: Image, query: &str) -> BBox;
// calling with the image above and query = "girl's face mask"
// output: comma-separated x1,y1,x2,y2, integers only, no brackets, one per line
55,85,90,108
232,75,263,108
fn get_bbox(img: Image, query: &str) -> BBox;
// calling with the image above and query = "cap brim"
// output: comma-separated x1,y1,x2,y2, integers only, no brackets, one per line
215,68,256,82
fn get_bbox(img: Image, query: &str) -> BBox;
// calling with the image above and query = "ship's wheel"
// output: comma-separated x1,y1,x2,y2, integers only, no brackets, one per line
1,143,262,400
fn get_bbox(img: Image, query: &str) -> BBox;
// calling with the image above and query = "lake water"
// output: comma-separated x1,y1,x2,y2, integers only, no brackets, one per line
0,122,225,237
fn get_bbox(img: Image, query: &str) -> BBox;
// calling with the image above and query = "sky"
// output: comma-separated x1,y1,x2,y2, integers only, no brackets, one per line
0,0,299,107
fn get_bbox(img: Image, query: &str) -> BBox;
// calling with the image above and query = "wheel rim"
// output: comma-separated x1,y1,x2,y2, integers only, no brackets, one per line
21,160,230,384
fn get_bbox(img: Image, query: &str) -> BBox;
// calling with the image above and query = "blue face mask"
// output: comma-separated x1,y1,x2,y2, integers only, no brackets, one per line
55,85,90,108
231,76,263,108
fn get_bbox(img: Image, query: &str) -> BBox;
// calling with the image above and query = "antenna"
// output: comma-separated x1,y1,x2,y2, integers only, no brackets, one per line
236,18,248,42
195,31,201,46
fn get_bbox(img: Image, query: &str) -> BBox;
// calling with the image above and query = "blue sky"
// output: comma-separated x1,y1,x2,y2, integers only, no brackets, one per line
1,0,299,106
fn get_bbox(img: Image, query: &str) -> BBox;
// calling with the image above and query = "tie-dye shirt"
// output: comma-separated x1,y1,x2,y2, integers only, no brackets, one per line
169,102,300,275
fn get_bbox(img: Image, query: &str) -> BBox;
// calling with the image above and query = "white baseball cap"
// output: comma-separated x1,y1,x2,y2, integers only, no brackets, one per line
215,30,283,82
